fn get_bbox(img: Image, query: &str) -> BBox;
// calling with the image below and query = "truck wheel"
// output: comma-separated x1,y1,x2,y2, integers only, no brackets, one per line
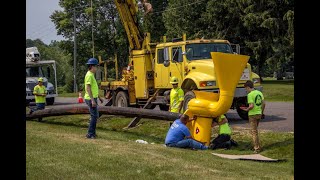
159,104,169,111
115,91,129,107
183,91,195,112
46,97,55,105
236,98,249,120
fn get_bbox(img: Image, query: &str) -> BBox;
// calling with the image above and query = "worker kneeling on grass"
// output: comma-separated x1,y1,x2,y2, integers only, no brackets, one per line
165,114,208,150
210,114,238,150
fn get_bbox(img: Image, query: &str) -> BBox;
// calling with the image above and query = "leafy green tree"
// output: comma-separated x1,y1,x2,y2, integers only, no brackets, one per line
26,39,74,92
163,0,294,79
142,0,168,42
50,0,129,89
163,0,206,40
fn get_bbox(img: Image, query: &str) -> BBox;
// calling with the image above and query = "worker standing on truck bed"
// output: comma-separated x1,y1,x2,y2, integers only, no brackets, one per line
84,58,103,139
165,114,208,150
29,77,47,122
241,80,266,153
169,76,184,113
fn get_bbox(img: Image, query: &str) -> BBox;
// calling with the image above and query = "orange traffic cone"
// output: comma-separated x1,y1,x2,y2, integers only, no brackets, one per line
78,91,84,103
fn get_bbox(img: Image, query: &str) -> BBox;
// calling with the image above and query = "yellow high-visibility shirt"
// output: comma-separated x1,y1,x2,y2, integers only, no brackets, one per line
247,90,264,116
33,85,47,103
170,87,184,113
216,115,232,135
84,71,99,100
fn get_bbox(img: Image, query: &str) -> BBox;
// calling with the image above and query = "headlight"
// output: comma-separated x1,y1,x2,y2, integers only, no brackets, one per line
199,81,216,87
253,78,261,84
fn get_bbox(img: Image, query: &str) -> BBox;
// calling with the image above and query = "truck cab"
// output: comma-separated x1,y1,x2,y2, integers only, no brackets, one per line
26,47,58,106
154,39,262,119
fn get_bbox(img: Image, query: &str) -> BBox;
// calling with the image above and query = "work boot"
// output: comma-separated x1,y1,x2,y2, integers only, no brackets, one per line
209,144,217,150
253,149,262,154
224,141,232,150
86,134,96,139
230,139,238,147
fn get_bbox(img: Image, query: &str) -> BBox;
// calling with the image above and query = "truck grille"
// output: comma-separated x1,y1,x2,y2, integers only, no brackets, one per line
27,82,47,91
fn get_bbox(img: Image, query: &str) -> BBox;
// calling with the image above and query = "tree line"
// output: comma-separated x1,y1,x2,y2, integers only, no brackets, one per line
27,0,293,93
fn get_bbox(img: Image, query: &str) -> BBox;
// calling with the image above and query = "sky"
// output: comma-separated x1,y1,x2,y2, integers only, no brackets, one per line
26,0,65,44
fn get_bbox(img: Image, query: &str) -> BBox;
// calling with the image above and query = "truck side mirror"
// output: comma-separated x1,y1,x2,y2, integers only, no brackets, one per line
47,67,51,78
231,44,240,54
164,60,170,67
163,47,170,67
236,44,240,54
164,47,169,61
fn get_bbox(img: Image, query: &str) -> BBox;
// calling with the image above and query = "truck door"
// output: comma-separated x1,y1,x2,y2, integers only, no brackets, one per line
154,48,170,88
169,46,183,86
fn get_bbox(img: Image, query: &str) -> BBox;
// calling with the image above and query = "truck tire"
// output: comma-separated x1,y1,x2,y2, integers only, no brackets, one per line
46,97,55,105
236,97,249,120
115,91,129,107
183,91,195,112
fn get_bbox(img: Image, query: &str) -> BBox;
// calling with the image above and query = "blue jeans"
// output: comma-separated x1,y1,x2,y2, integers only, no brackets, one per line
29,103,45,121
36,103,45,110
30,103,45,112
167,139,208,150
85,98,99,136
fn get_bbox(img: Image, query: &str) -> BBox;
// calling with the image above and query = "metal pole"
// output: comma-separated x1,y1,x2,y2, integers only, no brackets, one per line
53,62,58,96
73,10,77,93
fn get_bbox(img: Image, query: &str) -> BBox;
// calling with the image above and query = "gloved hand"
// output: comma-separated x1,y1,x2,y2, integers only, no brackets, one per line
261,114,265,119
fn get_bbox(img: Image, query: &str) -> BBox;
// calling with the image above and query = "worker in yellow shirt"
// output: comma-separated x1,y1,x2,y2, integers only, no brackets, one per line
84,58,103,139
241,80,266,153
210,114,238,150
30,77,47,121
169,76,184,113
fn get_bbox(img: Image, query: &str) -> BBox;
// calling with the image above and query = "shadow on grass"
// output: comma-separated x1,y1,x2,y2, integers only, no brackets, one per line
29,119,165,143
231,141,252,152
262,138,294,150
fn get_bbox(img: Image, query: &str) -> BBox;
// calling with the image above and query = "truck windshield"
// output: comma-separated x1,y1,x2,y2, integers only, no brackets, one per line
186,43,233,60
26,66,43,77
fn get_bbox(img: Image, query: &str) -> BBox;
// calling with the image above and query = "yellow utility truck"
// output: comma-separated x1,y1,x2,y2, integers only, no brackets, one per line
98,0,262,120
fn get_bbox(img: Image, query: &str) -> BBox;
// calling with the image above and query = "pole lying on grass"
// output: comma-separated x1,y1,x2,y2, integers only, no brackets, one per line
26,106,180,121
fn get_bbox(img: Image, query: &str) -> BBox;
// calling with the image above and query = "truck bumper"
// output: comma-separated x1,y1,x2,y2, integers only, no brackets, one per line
234,86,263,97
202,86,263,98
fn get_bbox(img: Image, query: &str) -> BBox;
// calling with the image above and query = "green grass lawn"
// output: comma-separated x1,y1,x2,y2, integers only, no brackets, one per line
27,115,294,179
261,80,294,102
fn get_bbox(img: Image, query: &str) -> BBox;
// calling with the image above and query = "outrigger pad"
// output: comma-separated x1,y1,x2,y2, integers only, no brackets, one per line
212,153,283,162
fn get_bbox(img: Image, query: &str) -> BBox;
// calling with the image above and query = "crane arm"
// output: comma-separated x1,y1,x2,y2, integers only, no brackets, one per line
114,0,146,50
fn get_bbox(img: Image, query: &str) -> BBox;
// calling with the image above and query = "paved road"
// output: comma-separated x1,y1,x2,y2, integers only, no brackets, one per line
225,102,294,132
30,97,294,132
